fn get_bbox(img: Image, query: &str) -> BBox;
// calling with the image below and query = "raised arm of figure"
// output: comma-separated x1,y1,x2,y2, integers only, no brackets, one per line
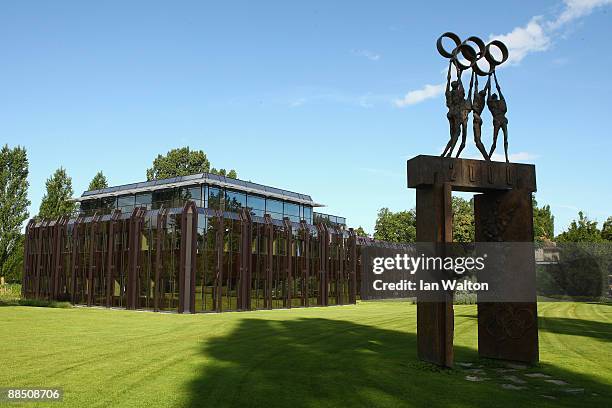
494,72,504,100
446,62,452,92
467,71,474,100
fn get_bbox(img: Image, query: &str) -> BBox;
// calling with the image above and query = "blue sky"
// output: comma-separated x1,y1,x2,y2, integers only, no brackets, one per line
1,0,611,235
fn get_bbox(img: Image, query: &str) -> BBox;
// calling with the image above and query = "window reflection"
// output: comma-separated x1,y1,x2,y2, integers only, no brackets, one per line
225,190,246,212
208,187,223,210
266,199,283,214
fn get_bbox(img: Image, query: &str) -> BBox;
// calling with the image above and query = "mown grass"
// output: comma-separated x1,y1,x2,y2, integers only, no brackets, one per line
0,301,610,407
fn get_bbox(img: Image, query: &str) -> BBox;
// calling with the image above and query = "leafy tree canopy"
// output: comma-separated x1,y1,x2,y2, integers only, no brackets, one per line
452,196,474,243
533,197,555,242
146,147,237,181
601,216,612,242
354,226,368,238
556,212,602,243
38,167,75,220
0,145,30,278
88,171,108,191
373,208,416,243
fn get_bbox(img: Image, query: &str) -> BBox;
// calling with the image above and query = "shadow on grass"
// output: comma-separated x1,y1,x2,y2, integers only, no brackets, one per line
186,317,610,408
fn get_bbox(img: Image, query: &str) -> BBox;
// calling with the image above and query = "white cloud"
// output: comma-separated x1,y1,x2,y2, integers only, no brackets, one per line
549,0,612,29
394,83,444,107
352,49,381,61
489,17,551,64
396,0,612,107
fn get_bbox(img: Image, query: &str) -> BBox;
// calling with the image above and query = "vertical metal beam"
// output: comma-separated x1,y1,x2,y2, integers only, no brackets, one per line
214,211,224,312
87,213,99,306
317,223,329,306
300,221,309,307
263,215,273,309
238,209,252,311
154,208,166,312
106,210,121,307
70,216,81,304
283,218,292,308
348,228,357,304
179,201,197,314
127,207,145,310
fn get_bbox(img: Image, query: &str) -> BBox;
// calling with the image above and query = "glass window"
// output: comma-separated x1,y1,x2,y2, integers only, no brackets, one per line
225,190,246,212
266,199,283,214
269,211,283,220
247,195,265,211
152,188,174,204
284,202,299,217
101,197,117,211
117,195,135,208
250,208,265,217
135,193,152,206
208,187,223,210
303,206,313,222
80,200,95,215
202,185,208,208
185,185,202,201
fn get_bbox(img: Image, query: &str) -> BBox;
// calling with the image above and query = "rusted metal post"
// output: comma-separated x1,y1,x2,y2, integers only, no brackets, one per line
283,218,292,308
348,228,357,304
263,214,273,309
105,210,121,307
213,210,224,312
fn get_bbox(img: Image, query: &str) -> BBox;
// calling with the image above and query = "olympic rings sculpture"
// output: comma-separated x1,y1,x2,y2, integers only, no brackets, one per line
437,32,508,76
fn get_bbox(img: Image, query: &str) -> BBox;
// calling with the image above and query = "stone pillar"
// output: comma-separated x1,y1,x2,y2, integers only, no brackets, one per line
474,189,539,363
416,181,454,367
408,155,539,367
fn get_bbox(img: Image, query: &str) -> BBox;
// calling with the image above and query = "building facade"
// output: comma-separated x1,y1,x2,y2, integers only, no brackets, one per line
22,172,357,313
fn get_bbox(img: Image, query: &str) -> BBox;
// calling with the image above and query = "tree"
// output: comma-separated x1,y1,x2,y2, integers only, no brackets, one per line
39,167,75,219
533,197,555,242
601,216,612,241
556,212,602,243
354,226,368,238
210,168,238,179
88,171,108,191
373,208,416,243
0,145,30,280
452,196,474,243
146,147,237,181
2,235,23,282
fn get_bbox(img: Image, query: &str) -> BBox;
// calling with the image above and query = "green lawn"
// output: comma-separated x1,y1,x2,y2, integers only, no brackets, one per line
0,301,610,407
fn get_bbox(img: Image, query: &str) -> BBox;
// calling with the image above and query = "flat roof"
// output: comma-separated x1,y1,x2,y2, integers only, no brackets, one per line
73,172,324,207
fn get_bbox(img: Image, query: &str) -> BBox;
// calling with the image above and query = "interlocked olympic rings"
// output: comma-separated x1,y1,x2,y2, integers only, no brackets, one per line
437,32,508,76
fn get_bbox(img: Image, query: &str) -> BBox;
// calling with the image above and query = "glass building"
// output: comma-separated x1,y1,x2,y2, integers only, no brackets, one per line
22,172,356,313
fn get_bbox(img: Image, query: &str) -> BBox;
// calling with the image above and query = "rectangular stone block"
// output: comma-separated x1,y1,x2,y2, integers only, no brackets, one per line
407,155,536,193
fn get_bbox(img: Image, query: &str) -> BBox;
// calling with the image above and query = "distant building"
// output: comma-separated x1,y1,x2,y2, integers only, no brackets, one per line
22,172,356,313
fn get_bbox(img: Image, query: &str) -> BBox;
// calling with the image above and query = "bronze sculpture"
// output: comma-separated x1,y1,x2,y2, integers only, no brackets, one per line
436,33,509,161
471,74,491,160
441,64,467,158
487,72,509,162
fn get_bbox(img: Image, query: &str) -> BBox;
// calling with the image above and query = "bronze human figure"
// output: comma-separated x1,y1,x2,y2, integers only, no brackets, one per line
436,33,511,162
454,72,475,158
487,72,509,162
471,74,491,161
441,64,465,158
